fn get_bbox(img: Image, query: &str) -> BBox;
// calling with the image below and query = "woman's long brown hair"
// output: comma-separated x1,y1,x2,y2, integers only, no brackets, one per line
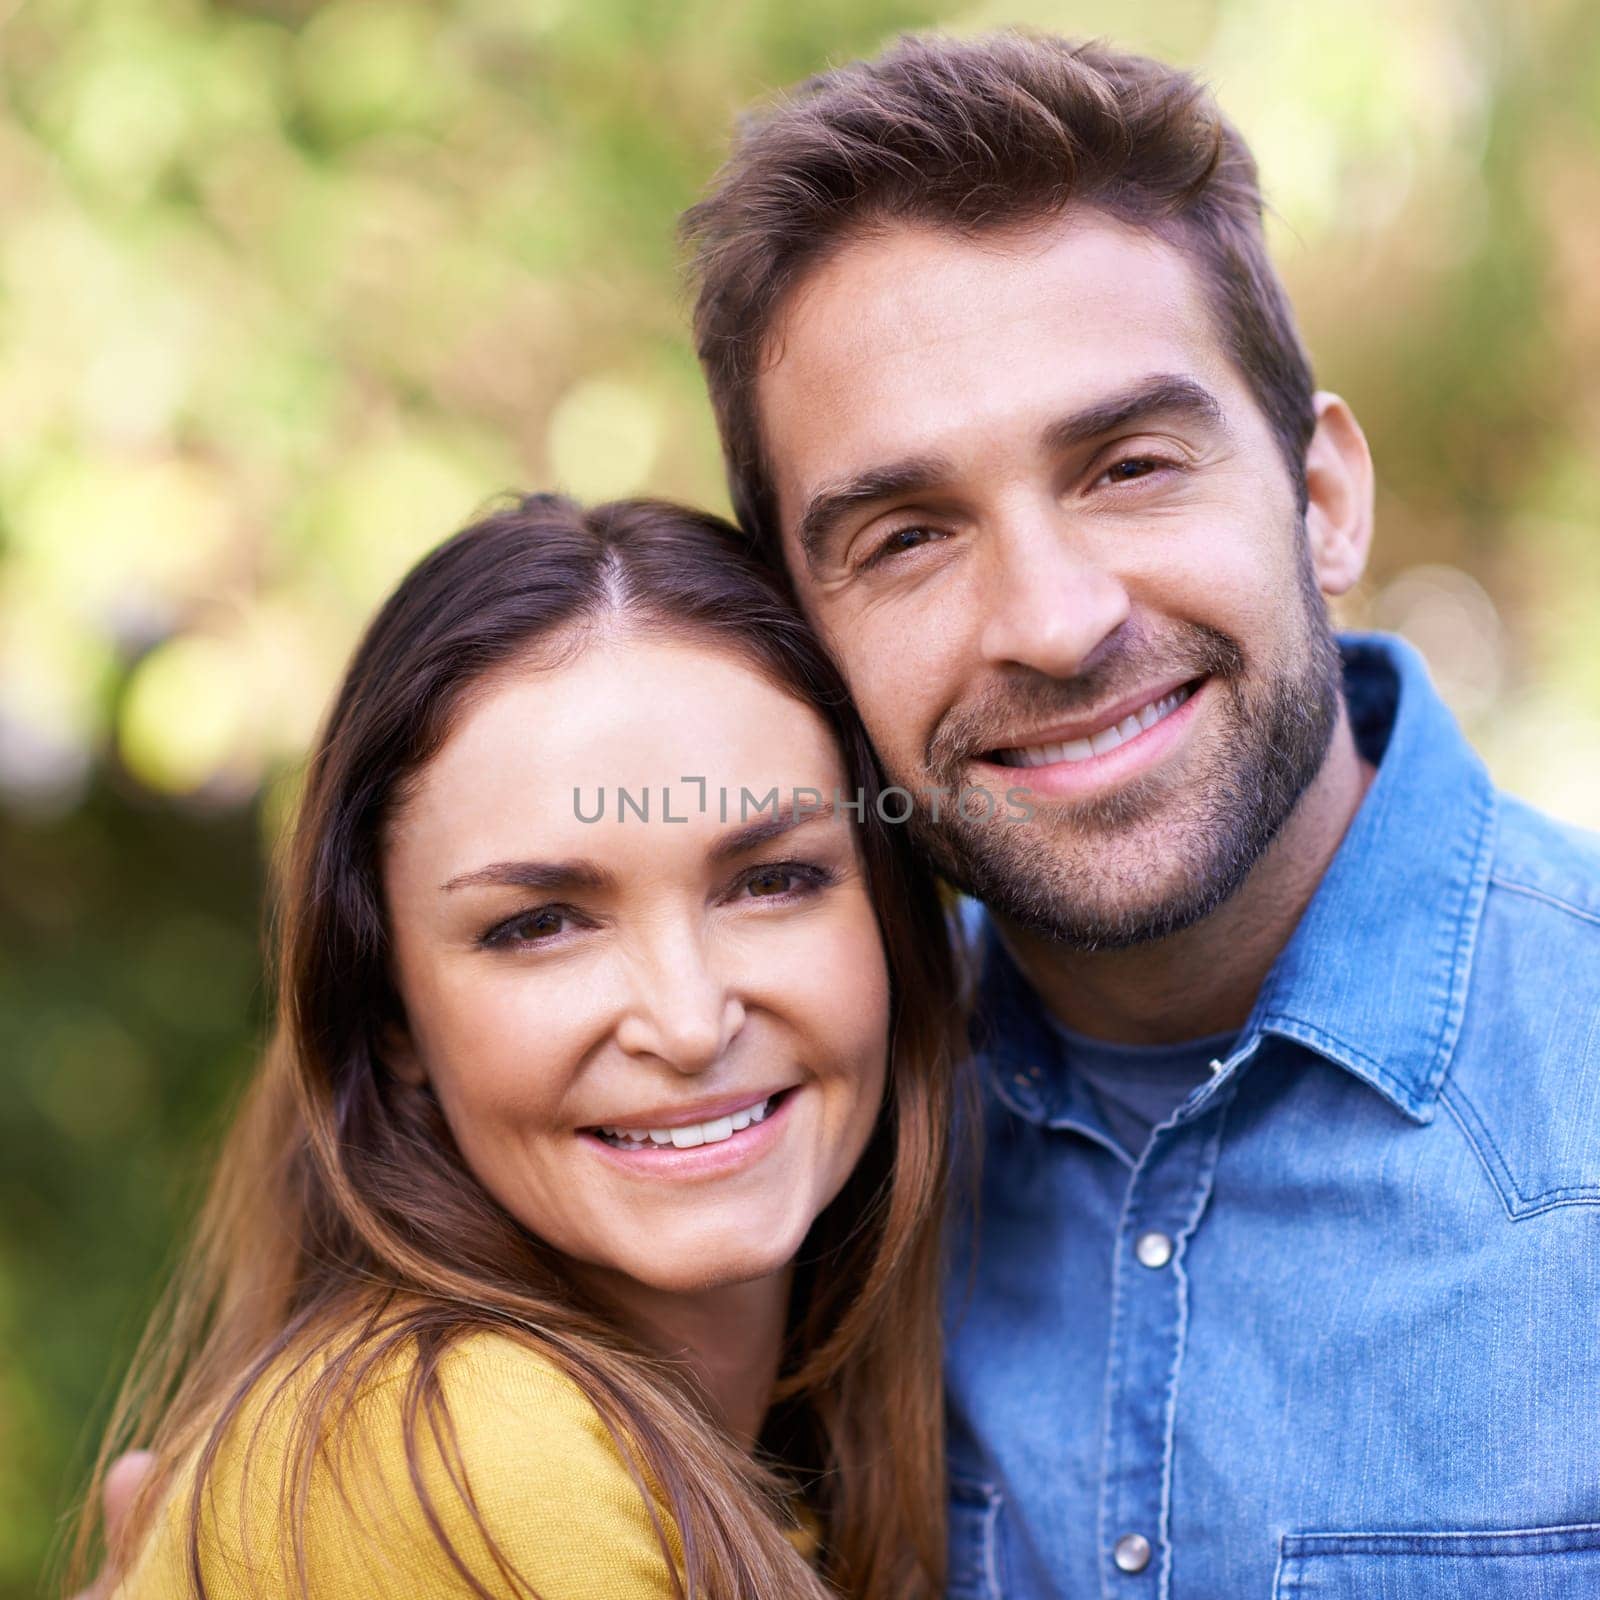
66,495,966,1599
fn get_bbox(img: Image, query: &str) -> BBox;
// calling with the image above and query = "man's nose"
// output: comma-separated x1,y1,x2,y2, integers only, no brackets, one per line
977,506,1131,677
614,927,746,1074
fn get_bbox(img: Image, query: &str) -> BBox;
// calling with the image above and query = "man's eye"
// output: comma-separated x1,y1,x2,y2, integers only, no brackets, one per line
482,906,570,948
1101,455,1169,485
860,525,940,570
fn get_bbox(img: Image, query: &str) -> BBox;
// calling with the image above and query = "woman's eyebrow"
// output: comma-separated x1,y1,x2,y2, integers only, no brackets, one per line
707,801,843,865
439,859,615,894
438,803,843,891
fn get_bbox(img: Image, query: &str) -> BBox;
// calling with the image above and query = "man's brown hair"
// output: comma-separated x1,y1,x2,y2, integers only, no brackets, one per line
682,29,1317,557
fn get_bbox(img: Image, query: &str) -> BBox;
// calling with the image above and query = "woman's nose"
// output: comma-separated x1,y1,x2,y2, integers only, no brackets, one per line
614,932,746,1074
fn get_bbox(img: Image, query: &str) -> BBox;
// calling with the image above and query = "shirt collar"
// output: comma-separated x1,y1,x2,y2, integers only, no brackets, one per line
972,632,1498,1128
1244,631,1497,1122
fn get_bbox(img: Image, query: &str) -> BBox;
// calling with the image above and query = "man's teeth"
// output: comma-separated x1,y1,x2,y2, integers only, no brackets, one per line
994,684,1194,769
595,1097,773,1150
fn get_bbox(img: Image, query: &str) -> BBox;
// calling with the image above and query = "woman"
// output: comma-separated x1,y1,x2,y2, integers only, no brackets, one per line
69,495,967,1599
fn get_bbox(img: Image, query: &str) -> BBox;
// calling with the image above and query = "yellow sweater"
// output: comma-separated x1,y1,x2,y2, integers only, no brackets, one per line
110,1331,816,1599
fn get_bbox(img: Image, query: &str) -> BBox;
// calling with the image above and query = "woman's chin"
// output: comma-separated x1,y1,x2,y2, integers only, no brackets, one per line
639,1262,788,1296
600,1224,805,1299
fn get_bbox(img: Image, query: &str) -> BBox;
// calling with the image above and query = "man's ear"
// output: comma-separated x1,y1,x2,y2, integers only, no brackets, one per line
1304,391,1374,598
380,1016,429,1087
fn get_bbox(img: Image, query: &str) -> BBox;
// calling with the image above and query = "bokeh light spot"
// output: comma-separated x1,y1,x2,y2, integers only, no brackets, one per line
118,634,256,796
545,376,662,501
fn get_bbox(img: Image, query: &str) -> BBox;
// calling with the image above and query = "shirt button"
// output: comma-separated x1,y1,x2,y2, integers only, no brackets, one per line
1114,1532,1152,1573
1134,1230,1174,1269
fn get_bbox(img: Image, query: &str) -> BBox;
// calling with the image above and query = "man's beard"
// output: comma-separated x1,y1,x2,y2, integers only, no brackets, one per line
905,549,1344,952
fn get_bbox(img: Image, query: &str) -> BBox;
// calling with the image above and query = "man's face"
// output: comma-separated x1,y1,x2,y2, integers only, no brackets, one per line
756,212,1345,948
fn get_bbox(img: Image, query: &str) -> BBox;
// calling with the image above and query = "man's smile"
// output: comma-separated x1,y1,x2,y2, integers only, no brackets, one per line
968,676,1213,802
987,676,1205,767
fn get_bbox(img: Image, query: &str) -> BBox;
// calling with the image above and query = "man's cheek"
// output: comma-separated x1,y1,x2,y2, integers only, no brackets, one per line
856,690,930,778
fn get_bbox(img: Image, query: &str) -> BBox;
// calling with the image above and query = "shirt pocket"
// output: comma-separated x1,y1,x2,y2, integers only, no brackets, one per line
947,1475,1005,1600
1273,1524,1600,1598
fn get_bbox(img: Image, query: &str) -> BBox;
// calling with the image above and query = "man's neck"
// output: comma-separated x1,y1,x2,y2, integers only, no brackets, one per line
998,710,1377,1046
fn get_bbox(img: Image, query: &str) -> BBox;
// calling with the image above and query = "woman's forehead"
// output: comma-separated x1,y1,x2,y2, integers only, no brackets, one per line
386,634,849,877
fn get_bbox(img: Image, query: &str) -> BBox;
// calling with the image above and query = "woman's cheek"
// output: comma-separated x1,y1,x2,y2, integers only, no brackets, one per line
803,891,893,1089
426,970,594,1140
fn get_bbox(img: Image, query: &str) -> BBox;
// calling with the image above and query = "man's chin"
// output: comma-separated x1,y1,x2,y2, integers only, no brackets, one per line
917,636,1343,951
964,855,1242,952
918,796,1270,952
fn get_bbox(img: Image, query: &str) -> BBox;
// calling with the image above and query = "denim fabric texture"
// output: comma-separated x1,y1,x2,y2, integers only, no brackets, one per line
944,632,1600,1599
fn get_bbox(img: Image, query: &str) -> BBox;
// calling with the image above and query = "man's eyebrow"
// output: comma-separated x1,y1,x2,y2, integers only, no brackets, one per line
440,859,615,894
795,455,953,572
792,375,1226,573
708,798,842,864
1041,374,1228,455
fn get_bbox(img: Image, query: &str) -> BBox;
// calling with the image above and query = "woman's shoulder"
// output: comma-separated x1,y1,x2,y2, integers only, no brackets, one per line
409,1327,629,1449
429,1326,633,1439
418,1329,688,1553
114,1327,684,1599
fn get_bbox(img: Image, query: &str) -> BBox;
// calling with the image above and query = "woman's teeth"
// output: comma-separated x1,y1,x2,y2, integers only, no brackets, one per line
594,1097,774,1151
994,683,1194,769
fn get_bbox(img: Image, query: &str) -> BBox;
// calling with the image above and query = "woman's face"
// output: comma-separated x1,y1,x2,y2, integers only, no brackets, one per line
381,628,891,1297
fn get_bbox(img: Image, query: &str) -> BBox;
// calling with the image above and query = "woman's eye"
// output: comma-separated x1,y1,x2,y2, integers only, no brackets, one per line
735,861,831,902
744,866,800,898
483,906,570,948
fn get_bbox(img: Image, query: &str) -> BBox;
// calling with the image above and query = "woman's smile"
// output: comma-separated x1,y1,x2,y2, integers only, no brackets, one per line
581,1085,801,1178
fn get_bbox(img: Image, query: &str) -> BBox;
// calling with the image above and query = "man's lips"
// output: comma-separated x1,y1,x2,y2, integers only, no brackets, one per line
981,675,1207,767
960,674,1213,802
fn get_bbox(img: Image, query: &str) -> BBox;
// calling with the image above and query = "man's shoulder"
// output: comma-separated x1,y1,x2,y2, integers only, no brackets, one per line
1444,792,1600,1219
1487,791,1600,928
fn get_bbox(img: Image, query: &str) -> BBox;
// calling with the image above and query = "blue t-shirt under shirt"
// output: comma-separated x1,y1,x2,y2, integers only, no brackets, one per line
1049,1018,1238,1160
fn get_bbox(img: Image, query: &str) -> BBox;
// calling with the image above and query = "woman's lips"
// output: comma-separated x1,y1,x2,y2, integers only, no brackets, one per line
579,1087,796,1179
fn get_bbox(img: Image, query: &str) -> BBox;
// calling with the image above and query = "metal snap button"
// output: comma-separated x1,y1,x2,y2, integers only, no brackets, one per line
1134,1231,1174,1269
1114,1532,1152,1573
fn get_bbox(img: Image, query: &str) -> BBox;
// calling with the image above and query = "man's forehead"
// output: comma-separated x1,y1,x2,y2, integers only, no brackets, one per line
764,212,1209,387
756,213,1230,503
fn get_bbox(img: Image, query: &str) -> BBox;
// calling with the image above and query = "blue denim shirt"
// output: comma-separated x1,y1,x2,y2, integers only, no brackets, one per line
945,633,1600,1600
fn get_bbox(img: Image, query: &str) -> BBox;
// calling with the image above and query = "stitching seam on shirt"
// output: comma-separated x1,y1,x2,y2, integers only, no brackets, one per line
1487,875,1600,928
983,1485,1004,1600
1429,777,1497,1100
1283,1521,1600,1548
1441,1081,1600,1216
1096,1148,1140,1600
1270,1536,1295,1599
1155,1105,1232,1600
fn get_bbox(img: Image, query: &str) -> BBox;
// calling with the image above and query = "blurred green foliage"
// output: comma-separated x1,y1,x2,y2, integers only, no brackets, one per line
2,0,1597,1590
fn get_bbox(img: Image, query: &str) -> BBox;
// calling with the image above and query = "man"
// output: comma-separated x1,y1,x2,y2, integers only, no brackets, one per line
681,29,1600,1599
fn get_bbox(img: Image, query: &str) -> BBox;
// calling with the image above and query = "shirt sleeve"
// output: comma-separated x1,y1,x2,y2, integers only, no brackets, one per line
114,1332,686,1600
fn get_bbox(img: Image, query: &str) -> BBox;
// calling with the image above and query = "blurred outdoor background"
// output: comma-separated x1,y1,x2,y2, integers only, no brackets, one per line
2,0,1597,1589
